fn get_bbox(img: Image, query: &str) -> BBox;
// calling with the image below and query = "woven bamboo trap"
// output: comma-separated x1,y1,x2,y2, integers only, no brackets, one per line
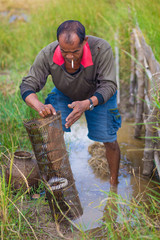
23,112,83,221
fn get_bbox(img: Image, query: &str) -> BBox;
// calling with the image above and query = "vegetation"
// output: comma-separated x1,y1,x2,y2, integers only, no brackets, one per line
0,0,160,239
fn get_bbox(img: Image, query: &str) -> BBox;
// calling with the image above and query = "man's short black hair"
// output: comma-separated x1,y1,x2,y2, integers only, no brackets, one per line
57,20,85,44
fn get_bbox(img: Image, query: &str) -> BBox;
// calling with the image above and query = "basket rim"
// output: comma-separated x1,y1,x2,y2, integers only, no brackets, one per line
23,111,61,129
14,150,32,159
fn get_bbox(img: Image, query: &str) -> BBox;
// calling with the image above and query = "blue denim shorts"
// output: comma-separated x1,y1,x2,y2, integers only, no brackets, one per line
45,87,121,143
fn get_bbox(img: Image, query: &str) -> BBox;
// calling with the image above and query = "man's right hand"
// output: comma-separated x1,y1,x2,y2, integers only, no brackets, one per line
25,93,56,117
38,104,56,117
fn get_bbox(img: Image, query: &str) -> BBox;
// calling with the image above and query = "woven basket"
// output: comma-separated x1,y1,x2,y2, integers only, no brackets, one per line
23,112,83,221
23,112,66,180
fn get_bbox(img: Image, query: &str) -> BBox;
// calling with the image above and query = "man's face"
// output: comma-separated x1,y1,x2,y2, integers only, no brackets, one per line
58,33,86,64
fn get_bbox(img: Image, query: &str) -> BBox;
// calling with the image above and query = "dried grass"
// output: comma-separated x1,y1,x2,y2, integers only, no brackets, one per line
88,142,110,178
0,0,50,12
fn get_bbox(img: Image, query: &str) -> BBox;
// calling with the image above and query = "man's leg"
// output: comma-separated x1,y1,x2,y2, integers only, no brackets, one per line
85,91,121,185
103,140,120,185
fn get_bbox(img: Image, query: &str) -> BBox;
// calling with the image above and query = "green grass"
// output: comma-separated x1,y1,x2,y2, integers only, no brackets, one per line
1,0,160,69
0,164,38,239
0,0,160,239
101,185,160,239
1,164,159,239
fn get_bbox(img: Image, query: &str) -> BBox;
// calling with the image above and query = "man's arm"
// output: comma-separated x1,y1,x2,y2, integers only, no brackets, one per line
25,93,56,117
94,45,117,103
20,49,50,97
20,47,55,117
65,96,98,128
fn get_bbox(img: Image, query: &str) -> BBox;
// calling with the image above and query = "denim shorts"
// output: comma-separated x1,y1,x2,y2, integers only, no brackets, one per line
45,87,121,143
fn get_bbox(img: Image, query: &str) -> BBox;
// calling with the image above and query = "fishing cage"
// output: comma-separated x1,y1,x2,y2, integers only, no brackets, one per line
23,112,83,221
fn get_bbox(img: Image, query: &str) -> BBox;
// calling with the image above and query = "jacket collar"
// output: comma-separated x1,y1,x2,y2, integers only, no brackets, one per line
53,42,93,68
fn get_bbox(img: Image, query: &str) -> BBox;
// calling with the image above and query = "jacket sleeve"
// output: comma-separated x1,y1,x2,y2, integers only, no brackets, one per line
94,45,117,103
20,49,50,97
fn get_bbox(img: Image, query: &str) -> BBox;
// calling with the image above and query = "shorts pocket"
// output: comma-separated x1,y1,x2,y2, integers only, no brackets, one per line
107,108,121,135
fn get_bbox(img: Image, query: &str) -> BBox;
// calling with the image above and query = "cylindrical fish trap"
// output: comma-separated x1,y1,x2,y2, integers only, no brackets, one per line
45,155,83,221
23,112,65,180
23,112,83,221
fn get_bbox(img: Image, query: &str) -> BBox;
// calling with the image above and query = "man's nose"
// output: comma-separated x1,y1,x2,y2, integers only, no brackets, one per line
66,53,73,59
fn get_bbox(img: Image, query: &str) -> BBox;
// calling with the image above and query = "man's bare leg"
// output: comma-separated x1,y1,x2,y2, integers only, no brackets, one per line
103,140,120,185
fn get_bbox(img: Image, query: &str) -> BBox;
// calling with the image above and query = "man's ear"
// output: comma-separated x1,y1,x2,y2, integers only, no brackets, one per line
83,36,88,46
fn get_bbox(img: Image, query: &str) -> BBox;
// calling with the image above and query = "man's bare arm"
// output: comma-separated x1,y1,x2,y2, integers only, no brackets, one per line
25,93,56,118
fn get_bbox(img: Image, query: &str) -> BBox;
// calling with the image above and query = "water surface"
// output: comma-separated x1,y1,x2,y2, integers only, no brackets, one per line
64,117,157,230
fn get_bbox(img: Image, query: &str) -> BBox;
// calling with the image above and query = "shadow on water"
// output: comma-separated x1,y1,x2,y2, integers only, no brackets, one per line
64,116,158,230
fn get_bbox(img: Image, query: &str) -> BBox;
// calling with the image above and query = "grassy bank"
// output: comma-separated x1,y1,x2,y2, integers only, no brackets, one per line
0,0,160,239
1,167,160,239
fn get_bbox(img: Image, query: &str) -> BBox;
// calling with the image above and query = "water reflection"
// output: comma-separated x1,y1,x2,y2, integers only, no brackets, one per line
64,117,158,230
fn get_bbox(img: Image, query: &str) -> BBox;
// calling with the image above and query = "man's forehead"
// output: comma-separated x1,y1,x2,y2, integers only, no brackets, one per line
59,32,80,45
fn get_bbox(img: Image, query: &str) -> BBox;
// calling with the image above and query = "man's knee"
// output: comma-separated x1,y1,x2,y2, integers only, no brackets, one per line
103,140,118,151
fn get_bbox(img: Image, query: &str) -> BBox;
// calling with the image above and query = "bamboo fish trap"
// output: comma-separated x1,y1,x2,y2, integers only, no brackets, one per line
23,112,83,221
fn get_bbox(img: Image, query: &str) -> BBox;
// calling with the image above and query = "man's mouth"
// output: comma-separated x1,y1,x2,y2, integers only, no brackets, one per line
66,59,73,63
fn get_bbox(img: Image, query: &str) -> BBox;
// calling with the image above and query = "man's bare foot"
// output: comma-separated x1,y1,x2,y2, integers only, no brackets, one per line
110,177,119,186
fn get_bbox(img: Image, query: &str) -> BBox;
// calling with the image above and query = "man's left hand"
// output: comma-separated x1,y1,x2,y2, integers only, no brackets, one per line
65,100,90,128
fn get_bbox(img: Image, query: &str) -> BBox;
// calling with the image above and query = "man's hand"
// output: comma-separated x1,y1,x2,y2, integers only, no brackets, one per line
65,100,90,128
25,93,56,118
38,104,56,117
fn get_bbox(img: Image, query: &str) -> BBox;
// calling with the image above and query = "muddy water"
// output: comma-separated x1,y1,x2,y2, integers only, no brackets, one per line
64,117,156,230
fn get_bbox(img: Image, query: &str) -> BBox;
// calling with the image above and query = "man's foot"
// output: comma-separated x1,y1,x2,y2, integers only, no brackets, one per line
110,177,119,186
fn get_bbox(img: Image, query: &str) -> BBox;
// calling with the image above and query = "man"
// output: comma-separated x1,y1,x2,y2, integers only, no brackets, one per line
20,20,121,185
